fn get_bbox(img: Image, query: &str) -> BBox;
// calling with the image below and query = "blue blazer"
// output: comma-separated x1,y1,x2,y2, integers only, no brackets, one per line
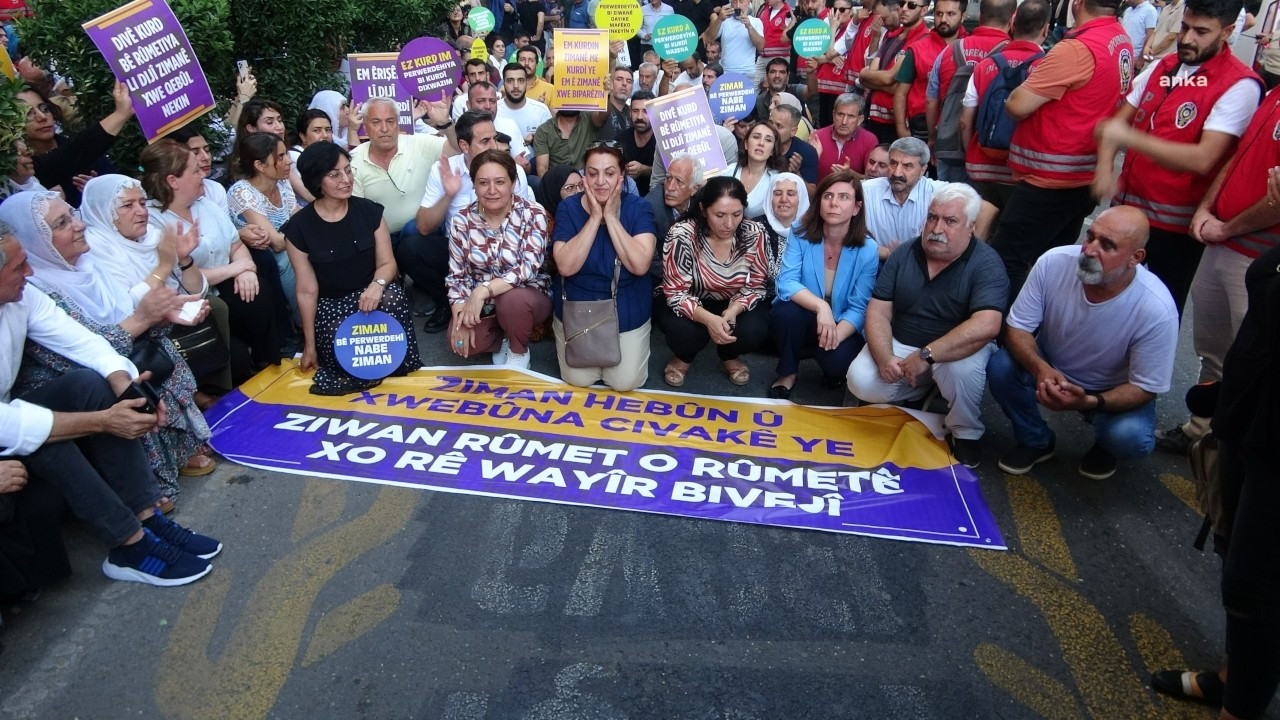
774,226,880,334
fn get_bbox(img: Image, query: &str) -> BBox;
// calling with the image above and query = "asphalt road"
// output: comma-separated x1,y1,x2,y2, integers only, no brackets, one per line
0,281,1265,720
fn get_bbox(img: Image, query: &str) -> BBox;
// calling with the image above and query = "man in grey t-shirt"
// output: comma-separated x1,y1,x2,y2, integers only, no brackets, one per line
847,183,1010,469
988,206,1179,480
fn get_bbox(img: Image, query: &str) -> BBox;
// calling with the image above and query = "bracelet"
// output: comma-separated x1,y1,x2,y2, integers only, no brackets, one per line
179,257,194,270
432,120,453,130
1090,392,1107,411
149,272,165,284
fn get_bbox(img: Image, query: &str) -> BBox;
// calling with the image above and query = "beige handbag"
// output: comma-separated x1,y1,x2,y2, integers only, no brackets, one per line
561,260,621,368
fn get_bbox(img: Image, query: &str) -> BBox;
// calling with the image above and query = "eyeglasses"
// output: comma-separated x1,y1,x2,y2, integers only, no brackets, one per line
904,1,924,8
561,180,584,194
326,167,355,181
48,209,79,233
834,5,853,10
24,102,52,122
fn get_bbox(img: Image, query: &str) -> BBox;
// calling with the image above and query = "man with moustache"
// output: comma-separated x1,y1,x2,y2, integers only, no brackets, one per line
620,92,658,196
808,93,877,182
497,63,552,150
597,66,633,143
846,182,1009,469
861,137,943,259
647,153,706,286
864,143,891,179
516,46,556,105
893,0,967,142
987,206,1178,480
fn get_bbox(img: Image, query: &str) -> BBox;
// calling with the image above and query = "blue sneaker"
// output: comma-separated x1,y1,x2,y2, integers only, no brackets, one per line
103,529,211,586
142,514,222,559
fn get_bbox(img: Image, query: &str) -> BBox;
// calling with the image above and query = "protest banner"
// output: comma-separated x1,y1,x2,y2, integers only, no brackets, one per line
551,29,610,111
792,18,832,58
209,363,1006,549
334,311,409,381
81,0,215,141
396,36,462,102
652,14,699,61
594,0,643,40
349,53,414,135
707,73,756,124
645,85,728,176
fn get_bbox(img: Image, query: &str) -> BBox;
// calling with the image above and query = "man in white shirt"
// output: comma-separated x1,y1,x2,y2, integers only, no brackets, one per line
637,0,675,65
462,82,531,171
860,137,943,259
452,59,493,121
702,0,765,80
496,63,552,148
661,52,706,92
1122,0,1160,69
0,230,221,587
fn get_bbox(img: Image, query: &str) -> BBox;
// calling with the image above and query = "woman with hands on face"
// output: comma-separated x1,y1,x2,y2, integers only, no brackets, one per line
767,169,879,400
658,177,770,388
551,143,658,391
283,142,422,396
446,151,551,367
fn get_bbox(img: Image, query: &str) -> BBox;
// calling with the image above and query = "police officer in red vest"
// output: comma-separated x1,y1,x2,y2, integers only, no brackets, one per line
1094,0,1262,318
860,0,929,143
893,0,967,143
989,0,1134,300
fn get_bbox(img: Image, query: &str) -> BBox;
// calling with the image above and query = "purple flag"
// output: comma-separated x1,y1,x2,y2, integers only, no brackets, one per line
349,53,415,136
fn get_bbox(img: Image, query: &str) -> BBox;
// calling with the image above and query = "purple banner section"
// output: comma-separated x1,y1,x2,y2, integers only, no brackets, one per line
207,392,1005,549
646,85,729,177
348,53,415,135
396,36,462,102
82,0,215,141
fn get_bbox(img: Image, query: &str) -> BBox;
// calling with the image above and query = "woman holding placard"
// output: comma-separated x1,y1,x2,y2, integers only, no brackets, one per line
19,81,132,208
767,169,877,400
657,177,769,388
731,121,785,219
446,150,551,368
283,142,422,396
751,171,809,299
551,143,657,391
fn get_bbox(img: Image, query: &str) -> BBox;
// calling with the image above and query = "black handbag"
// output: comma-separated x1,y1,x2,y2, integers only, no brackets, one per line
128,335,175,387
168,317,230,379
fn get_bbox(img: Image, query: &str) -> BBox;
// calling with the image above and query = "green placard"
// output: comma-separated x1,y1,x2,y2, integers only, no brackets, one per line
652,14,698,62
793,18,832,58
468,6,496,35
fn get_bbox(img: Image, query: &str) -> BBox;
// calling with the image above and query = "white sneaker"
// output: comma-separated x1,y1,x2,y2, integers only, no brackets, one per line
506,350,530,369
491,338,510,365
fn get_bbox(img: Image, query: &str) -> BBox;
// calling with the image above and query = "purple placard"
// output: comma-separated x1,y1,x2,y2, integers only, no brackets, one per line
207,386,1005,550
645,85,729,177
81,0,216,141
707,73,756,124
348,53,415,136
396,36,462,102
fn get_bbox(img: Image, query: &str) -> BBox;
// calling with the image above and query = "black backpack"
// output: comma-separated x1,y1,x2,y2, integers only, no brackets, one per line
935,39,1007,161
974,49,1044,159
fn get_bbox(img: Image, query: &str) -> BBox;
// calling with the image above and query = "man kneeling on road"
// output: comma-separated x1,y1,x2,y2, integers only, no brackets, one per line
0,227,221,586
988,206,1179,480
847,183,1009,469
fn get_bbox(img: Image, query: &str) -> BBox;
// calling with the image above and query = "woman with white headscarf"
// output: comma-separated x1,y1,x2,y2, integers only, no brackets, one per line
308,90,351,149
750,171,809,300
0,188,215,501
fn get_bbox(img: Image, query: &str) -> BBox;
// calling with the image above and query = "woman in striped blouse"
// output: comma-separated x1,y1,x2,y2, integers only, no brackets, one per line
658,177,770,387
446,150,552,369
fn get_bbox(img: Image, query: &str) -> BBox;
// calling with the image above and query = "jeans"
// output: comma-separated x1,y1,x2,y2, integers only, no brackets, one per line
16,370,159,547
937,159,968,183
987,348,1156,458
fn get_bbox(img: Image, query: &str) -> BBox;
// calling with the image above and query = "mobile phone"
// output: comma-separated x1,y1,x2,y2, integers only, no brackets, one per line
119,381,161,414
236,60,249,79
736,6,745,16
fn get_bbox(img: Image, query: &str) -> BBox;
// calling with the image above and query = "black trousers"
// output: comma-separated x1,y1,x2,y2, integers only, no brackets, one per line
655,298,769,363
17,370,159,548
395,229,450,305
218,247,288,367
769,298,865,379
865,119,898,145
990,181,1098,304
1143,225,1204,319
1219,442,1280,719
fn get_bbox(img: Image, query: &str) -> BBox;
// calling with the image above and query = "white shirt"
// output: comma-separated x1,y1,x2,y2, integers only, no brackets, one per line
633,69,665,95
0,286,137,456
493,115,532,160
1008,245,1178,393
419,153,536,232
861,176,943,250
718,14,765,78
148,196,239,273
1121,0,1159,50
671,70,701,90
640,2,674,42
732,166,777,218
202,178,229,214
497,97,553,141
1124,61,1262,136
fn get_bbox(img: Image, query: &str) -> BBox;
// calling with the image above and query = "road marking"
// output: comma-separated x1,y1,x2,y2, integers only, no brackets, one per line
290,478,348,542
1004,473,1076,580
302,584,401,667
565,513,664,618
974,644,1082,720
1158,473,1200,514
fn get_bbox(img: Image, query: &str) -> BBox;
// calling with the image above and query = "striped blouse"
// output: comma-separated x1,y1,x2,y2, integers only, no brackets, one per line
661,218,769,319
446,195,551,304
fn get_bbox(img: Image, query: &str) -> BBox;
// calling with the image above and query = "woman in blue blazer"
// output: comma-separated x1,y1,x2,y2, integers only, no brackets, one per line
768,170,879,399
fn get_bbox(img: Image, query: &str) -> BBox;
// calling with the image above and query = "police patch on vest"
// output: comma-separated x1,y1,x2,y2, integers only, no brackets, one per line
1118,49,1133,92
1274,118,1280,141
1175,102,1197,129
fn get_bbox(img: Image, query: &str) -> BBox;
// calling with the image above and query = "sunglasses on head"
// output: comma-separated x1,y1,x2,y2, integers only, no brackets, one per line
588,140,622,149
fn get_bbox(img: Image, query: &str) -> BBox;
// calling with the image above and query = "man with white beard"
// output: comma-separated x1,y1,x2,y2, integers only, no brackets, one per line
987,205,1178,480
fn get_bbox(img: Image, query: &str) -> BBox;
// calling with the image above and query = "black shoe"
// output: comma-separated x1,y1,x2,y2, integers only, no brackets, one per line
423,304,450,334
768,384,792,400
948,436,983,469
1153,425,1193,454
997,433,1056,475
820,374,845,390
1078,443,1117,480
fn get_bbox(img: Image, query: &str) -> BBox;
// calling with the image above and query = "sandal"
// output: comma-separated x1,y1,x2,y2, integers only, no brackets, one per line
663,359,689,387
1150,670,1224,707
157,497,176,516
180,455,217,477
723,360,750,386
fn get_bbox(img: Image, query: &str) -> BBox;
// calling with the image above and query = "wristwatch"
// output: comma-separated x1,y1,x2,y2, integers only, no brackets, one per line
920,346,935,365
373,278,387,287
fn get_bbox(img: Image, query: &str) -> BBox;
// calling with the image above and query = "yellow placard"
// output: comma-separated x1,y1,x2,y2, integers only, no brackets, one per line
0,46,14,80
594,0,642,41
471,38,489,63
551,29,609,111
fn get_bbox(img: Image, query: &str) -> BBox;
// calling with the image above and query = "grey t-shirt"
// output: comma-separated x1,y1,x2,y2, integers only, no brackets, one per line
1008,245,1178,393
873,237,1010,348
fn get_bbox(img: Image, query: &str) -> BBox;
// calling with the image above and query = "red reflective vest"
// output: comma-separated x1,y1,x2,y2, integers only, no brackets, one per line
816,19,856,94
903,27,964,119
1008,17,1133,187
760,4,792,59
844,16,881,86
964,40,1046,184
1211,84,1280,258
867,21,927,125
1115,51,1261,232
934,27,1011,105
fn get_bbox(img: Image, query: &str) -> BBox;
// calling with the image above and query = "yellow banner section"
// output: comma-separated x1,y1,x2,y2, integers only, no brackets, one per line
551,29,609,111
235,362,954,472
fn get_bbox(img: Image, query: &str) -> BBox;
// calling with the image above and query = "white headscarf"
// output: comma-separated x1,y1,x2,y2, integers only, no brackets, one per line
762,172,810,237
308,90,349,148
80,174,162,293
0,190,136,326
